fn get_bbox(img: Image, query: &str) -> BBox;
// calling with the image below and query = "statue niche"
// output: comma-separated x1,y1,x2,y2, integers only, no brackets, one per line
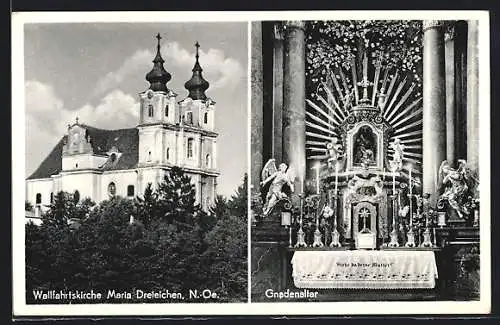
353,125,377,167
345,122,385,171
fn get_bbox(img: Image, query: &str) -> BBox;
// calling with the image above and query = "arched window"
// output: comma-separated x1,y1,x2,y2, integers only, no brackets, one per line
166,147,170,161
165,105,169,117
204,112,208,124
187,138,194,158
36,193,42,204
108,182,116,197
186,111,193,124
205,154,211,168
147,151,152,161
73,190,80,203
148,104,154,117
127,185,135,197
50,192,54,204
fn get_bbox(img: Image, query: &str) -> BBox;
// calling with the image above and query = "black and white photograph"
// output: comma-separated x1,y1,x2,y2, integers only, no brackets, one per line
250,16,490,309
14,15,248,311
12,10,491,317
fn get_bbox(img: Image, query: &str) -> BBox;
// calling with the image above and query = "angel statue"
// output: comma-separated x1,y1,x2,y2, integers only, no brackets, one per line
438,159,478,219
389,138,404,172
326,137,344,169
260,159,296,217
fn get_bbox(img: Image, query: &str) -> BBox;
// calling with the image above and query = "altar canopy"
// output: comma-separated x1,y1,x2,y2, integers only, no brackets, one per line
292,250,438,289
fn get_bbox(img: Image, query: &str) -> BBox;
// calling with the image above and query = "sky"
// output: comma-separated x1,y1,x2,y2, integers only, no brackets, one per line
24,22,248,198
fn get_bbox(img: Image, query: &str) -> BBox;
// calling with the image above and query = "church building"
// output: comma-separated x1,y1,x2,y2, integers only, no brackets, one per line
26,34,219,218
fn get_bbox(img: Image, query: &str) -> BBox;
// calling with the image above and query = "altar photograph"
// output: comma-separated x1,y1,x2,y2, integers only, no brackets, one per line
250,18,488,303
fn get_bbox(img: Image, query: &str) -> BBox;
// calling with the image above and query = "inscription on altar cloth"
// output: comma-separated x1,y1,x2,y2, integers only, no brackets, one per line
336,262,394,268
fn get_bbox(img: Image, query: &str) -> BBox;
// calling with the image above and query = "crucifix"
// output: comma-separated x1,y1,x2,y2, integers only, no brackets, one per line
357,53,373,104
359,207,371,231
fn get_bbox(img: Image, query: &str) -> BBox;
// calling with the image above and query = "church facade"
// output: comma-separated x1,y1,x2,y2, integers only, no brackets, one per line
26,34,219,217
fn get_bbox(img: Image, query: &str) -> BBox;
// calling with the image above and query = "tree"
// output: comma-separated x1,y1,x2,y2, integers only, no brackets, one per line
155,167,198,225
74,196,137,292
25,200,33,211
43,191,76,228
202,175,248,302
209,195,229,218
227,173,248,219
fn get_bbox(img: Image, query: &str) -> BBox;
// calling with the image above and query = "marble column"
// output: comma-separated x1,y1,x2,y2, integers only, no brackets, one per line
445,29,456,165
423,20,447,204
467,20,479,173
251,22,264,194
272,23,284,163
283,20,306,201
454,21,468,161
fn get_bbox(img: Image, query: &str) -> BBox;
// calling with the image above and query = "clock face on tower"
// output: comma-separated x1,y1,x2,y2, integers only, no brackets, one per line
147,90,154,99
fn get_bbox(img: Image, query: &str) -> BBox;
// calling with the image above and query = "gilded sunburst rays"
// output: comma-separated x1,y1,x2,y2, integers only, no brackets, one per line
305,54,423,172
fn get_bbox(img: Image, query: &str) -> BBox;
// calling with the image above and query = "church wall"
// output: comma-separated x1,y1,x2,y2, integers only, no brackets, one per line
26,179,53,206
100,170,138,201
183,131,202,169
138,126,162,164
201,138,215,170
163,131,177,164
59,172,101,201
62,154,107,171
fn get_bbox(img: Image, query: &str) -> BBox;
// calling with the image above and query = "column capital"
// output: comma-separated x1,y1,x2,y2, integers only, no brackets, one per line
274,23,285,40
284,20,306,31
444,25,455,41
423,20,445,32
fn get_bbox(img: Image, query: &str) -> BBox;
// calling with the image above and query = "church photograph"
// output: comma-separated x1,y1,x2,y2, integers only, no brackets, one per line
250,17,489,307
16,19,248,306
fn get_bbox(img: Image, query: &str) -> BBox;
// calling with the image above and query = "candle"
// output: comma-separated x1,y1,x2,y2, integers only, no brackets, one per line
409,166,413,227
363,53,368,80
409,167,412,196
316,166,320,194
334,164,339,194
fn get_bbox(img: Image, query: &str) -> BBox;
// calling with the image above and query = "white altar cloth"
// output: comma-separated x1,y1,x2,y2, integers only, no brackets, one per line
291,250,438,289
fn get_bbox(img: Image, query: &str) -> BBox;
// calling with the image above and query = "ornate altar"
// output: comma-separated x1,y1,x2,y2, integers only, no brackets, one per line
296,50,425,250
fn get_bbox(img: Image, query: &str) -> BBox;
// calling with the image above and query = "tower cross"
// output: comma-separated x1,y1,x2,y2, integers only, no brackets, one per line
195,41,200,59
156,33,162,48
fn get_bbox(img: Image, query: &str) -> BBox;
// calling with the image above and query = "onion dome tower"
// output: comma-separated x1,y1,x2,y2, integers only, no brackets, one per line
145,33,171,92
184,41,210,101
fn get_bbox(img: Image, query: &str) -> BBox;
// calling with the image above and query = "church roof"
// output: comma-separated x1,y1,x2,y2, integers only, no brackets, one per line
145,33,172,92
26,126,139,180
184,41,210,101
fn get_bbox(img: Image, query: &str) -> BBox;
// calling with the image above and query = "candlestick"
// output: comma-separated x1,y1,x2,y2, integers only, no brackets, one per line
392,173,396,194
388,194,399,248
330,195,341,248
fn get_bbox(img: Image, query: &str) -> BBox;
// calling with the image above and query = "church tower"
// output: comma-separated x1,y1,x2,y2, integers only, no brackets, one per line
178,41,218,209
137,35,218,209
